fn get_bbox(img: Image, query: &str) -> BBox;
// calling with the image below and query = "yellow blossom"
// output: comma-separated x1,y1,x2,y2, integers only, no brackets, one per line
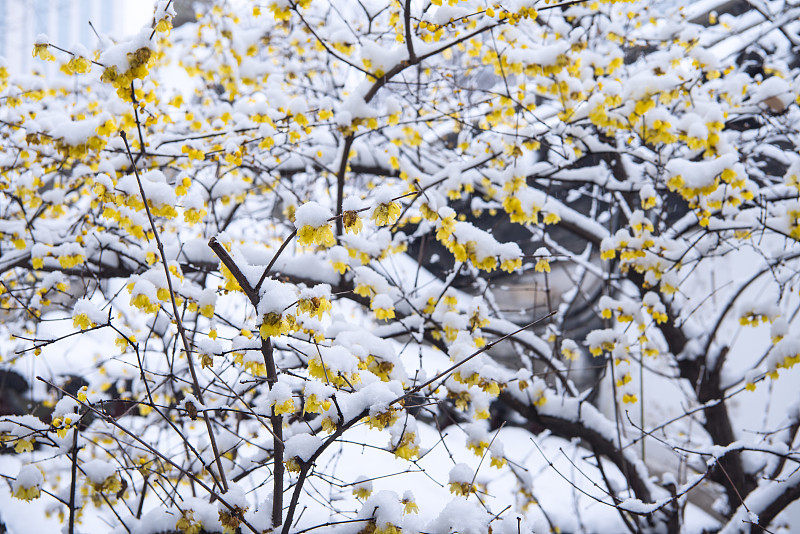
343,210,362,234
373,306,395,321
259,312,291,337
155,17,172,34
72,313,94,330
353,483,372,500
285,457,302,473
321,417,337,433
67,56,91,74
184,208,206,224
33,43,55,61
371,201,401,226
297,224,336,247
490,456,507,468
449,482,474,496
303,394,331,414
297,297,332,319
176,510,203,534
274,398,296,415
393,432,420,460
14,438,34,453
535,258,550,273
402,499,419,514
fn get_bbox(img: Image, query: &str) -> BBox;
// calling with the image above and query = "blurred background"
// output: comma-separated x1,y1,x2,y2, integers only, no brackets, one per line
0,0,209,75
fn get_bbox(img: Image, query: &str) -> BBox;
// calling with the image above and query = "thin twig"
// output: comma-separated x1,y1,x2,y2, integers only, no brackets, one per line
120,130,228,493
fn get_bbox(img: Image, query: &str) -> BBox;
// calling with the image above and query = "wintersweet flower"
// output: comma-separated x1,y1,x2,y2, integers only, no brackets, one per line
155,17,172,34
500,257,521,272
67,55,91,74
32,43,55,61
73,313,93,330
490,455,507,468
131,293,160,314
14,437,34,453
58,254,85,269
303,394,331,414
297,296,332,319
184,208,206,224
51,416,75,438
363,355,394,381
533,247,551,273
561,340,580,360
285,457,302,473
353,477,373,500
274,398,296,415
402,496,419,514
259,312,292,338
366,409,399,430
175,511,202,534
297,223,335,247
467,439,489,456
320,417,336,433
449,481,474,496
373,305,395,321
342,210,362,234
371,201,401,226
113,336,133,353
393,432,420,460
12,466,42,502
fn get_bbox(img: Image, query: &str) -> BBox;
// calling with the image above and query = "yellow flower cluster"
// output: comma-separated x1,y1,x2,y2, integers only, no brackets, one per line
502,196,560,226
365,409,399,431
13,484,41,501
371,201,401,226
89,473,122,494
285,457,302,473
303,394,331,414
175,510,203,534
66,55,91,75
13,437,34,453
100,47,154,101
739,311,772,327
155,17,172,35
259,311,296,338
129,293,160,314
449,481,475,496
361,355,394,382
372,304,395,321
274,397,296,415
308,357,358,388
72,313,95,330
431,211,522,273
393,432,420,460
342,210,363,234
297,296,332,320
297,223,335,247
32,43,55,61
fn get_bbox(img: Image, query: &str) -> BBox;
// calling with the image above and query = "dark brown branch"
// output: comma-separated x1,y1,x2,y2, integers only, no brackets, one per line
68,426,79,534
502,391,653,504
